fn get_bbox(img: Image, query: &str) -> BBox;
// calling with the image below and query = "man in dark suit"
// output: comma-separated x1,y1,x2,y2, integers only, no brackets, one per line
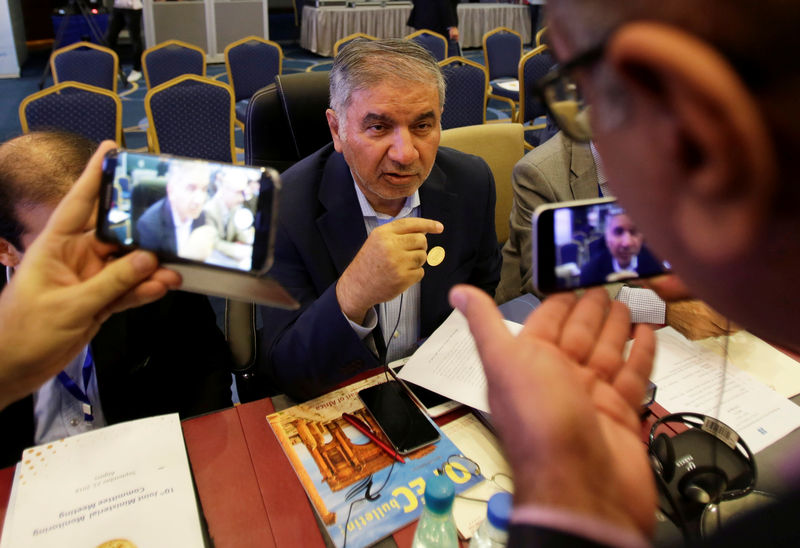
448,0,800,546
135,160,214,261
579,210,664,286
408,0,460,48
258,39,501,401
0,132,233,467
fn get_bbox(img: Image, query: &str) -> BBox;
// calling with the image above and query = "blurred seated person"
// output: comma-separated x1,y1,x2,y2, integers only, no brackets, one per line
203,168,255,265
579,208,664,285
0,132,233,467
136,160,216,262
497,131,731,339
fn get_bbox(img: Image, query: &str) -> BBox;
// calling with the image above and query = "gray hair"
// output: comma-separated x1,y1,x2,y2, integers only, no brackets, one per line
329,38,446,118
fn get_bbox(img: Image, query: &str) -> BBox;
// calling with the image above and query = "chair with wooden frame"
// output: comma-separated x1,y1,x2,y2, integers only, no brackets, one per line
145,74,235,163
518,44,556,148
440,123,525,243
482,26,523,121
535,26,548,47
50,41,120,93
332,33,377,56
19,81,123,145
438,56,488,130
405,29,448,62
141,39,207,90
224,36,283,126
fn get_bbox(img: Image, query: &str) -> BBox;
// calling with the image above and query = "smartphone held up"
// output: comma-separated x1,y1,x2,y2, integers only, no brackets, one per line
533,197,671,294
97,149,297,308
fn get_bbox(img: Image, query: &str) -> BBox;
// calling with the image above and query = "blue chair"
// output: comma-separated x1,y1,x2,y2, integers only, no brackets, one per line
19,81,123,145
142,39,206,90
519,45,556,147
483,27,523,121
406,29,448,62
224,36,283,125
50,41,119,93
333,33,377,56
438,57,488,130
145,75,235,163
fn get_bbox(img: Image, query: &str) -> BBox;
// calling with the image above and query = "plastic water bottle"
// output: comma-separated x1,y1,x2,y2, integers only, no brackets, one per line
411,475,459,548
468,492,512,548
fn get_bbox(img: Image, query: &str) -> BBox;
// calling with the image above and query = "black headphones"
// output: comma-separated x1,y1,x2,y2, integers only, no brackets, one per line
649,412,756,510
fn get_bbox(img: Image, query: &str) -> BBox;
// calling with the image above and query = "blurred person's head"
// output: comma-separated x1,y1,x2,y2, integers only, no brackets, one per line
545,0,800,350
327,39,445,216
165,161,211,223
604,211,643,269
0,132,96,268
217,169,248,211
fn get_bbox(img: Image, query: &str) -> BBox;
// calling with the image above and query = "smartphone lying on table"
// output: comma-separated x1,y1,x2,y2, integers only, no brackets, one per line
533,197,671,294
358,381,440,455
388,358,462,418
97,149,297,308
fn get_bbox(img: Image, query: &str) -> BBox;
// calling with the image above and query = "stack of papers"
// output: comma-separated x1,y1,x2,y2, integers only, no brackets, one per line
0,414,206,548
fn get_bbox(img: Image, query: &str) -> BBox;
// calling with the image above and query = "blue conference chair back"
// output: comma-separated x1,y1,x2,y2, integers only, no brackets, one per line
227,39,282,101
146,75,235,163
440,59,487,130
410,31,448,62
143,41,206,89
484,29,522,81
20,82,122,144
225,38,283,123
520,47,555,123
51,42,118,92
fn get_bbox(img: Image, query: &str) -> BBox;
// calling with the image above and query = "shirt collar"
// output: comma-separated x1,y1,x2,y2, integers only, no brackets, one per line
352,177,421,224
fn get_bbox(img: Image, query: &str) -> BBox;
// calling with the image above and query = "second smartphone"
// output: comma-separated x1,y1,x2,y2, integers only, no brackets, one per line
533,197,671,294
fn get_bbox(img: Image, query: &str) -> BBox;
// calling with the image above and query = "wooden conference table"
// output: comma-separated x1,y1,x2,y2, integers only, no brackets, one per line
0,396,420,548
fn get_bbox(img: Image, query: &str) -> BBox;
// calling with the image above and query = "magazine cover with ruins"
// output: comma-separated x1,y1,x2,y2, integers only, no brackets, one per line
267,374,483,548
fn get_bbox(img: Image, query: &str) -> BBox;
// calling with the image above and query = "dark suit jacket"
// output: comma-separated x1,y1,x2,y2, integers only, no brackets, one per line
135,197,207,256
508,488,800,546
0,291,233,467
579,245,664,287
408,0,459,37
258,143,501,401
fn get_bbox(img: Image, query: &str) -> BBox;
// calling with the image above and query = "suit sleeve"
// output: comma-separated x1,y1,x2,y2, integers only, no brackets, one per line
509,155,561,297
467,160,502,296
259,224,380,402
509,525,615,548
439,0,458,29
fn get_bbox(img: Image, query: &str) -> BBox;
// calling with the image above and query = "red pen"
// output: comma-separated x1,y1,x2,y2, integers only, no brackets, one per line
342,413,406,464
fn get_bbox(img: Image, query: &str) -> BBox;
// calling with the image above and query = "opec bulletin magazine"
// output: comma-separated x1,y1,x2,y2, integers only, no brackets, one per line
267,374,483,548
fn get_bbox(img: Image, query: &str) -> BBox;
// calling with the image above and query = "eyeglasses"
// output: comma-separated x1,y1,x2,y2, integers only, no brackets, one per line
440,454,513,503
532,37,608,143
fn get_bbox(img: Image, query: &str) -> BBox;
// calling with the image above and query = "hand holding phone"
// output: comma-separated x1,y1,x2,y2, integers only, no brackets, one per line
97,149,297,308
533,198,671,294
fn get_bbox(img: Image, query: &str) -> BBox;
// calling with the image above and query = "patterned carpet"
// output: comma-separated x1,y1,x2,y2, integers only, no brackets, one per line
1,42,518,149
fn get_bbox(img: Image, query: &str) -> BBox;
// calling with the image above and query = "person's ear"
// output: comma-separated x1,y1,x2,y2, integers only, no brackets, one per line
0,238,22,268
607,22,777,263
326,108,344,153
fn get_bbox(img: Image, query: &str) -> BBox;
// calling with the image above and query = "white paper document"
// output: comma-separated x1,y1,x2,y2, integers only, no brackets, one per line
398,310,522,413
650,328,800,453
441,414,513,539
0,413,205,548
695,330,800,398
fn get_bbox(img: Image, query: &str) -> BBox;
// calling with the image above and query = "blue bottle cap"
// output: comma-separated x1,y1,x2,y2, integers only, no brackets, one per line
424,475,455,515
487,492,512,530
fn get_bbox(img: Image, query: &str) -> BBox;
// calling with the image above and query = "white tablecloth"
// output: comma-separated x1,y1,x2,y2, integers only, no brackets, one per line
456,4,532,48
301,4,414,57
300,3,536,57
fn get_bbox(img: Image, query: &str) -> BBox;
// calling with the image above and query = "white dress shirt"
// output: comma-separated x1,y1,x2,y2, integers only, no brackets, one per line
345,181,422,363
